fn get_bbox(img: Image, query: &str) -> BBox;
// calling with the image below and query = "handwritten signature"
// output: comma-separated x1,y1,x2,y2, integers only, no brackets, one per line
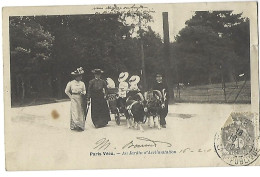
93,137,172,150
122,137,172,149
94,138,111,150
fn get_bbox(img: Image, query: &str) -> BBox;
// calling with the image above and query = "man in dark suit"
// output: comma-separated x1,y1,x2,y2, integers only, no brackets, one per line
152,73,168,128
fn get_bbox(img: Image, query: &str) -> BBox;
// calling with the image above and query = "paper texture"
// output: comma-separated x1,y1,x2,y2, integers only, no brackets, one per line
3,2,260,170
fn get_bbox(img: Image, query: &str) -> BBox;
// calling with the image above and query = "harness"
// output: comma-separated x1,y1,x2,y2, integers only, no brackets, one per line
145,90,164,116
126,91,144,117
126,100,139,116
162,89,167,103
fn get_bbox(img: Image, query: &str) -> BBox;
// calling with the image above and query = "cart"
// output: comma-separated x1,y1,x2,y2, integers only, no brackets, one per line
107,88,122,125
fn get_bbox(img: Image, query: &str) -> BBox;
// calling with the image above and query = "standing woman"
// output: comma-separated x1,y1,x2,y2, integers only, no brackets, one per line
87,69,111,128
65,67,86,131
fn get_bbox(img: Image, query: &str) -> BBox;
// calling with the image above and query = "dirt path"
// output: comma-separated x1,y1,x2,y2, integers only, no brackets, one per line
5,102,251,170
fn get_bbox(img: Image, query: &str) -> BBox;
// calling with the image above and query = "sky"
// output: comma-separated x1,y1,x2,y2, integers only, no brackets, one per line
92,4,193,42
140,3,252,42
148,7,194,42
20,2,252,43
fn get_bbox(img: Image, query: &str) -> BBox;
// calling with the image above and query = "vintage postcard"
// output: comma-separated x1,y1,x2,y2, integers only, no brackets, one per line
3,1,260,170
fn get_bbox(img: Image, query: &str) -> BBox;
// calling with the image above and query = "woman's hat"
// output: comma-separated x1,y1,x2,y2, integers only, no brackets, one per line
71,67,84,75
118,72,129,82
92,69,104,74
106,78,115,88
156,73,163,77
128,75,140,85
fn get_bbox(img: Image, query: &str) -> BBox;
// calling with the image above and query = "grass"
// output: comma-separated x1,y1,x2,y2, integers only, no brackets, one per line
12,81,251,107
174,81,251,104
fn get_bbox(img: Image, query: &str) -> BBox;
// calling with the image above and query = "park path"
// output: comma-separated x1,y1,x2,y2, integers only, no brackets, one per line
5,102,251,170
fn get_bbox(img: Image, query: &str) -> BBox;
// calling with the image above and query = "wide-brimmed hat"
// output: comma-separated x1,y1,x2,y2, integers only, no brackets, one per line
118,72,129,82
156,73,163,77
106,78,115,88
71,67,84,76
129,75,140,85
92,69,104,74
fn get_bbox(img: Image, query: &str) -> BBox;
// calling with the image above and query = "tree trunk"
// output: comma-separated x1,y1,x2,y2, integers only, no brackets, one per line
227,68,235,82
21,77,25,103
56,72,63,99
208,73,212,85
53,29,64,99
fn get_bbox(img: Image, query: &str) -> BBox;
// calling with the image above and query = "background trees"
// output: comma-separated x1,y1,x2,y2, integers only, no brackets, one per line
172,11,250,86
10,16,54,104
10,14,163,105
9,10,250,105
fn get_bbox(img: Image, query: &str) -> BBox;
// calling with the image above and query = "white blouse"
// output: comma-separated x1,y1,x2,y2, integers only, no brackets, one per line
65,80,86,95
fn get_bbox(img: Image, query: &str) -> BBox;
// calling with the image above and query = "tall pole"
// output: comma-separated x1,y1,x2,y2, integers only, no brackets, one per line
163,12,174,101
139,15,147,92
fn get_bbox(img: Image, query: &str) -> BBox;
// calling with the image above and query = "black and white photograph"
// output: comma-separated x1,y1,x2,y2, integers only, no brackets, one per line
2,1,259,171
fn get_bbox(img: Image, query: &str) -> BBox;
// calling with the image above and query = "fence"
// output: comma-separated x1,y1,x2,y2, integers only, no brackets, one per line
174,81,251,104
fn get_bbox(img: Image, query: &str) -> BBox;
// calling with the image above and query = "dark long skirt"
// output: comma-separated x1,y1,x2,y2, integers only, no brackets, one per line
91,92,111,128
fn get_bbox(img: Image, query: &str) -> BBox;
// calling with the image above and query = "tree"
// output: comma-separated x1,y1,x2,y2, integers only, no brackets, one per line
229,18,250,79
10,12,165,105
142,27,164,87
172,11,250,85
10,16,54,103
98,4,154,91
34,14,137,96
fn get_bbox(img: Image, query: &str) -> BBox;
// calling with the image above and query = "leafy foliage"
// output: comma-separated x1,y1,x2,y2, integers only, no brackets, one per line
10,13,163,103
9,10,250,105
10,16,54,73
172,11,250,85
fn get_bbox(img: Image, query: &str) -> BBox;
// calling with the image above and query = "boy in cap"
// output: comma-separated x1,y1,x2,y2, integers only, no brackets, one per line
152,73,168,128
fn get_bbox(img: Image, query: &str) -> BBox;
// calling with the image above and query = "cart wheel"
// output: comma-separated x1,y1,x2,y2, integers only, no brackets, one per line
115,108,120,125
115,115,120,125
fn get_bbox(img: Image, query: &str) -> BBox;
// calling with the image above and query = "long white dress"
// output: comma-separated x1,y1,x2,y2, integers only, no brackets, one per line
65,80,86,130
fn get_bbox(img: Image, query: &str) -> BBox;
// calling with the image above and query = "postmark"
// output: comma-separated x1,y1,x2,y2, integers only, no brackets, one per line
214,112,260,166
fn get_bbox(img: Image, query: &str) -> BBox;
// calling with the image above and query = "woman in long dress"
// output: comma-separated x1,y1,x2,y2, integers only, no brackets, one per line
87,69,111,128
65,67,86,131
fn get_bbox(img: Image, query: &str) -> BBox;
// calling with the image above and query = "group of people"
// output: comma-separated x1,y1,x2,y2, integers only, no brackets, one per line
65,67,168,132
65,68,110,131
